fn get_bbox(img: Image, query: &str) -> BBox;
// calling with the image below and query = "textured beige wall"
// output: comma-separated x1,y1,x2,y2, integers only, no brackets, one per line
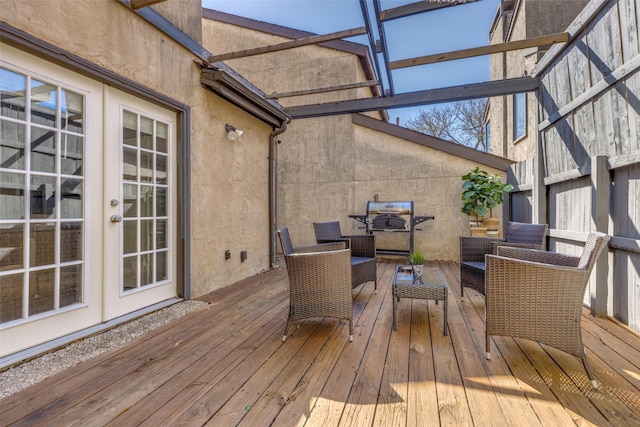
151,0,203,43
276,116,358,245
2,0,276,297
525,0,590,39
355,126,505,261
277,116,507,261
203,19,382,115
488,4,536,162
488,11,508,158
203,14,507,262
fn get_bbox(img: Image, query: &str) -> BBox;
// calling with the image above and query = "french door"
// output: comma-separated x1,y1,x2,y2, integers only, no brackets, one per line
0,44,178,356
104,88,177,320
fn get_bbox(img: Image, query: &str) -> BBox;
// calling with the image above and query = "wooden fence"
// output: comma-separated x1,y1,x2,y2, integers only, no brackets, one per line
509,0,640,332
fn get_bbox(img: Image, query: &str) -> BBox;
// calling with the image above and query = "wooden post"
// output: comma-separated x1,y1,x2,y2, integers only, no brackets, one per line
532,89,547,248
591,155,610,317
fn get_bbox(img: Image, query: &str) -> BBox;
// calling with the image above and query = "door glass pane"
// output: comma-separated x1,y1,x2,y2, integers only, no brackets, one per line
30,175,56,219
61,133,83,175
60,264,82,307
156,187,166,217
0,172,25,220
140,219,153,252
140,117,153,150
140,151,153,183
29,268,55,315
1,68,26,121
123,183,138,218
61,178,83,218
140,253,153,286
0,224,24,269
60,222,82,263
31,80,57,128
1,120,26,169
61,89,83,134
156,122,167,153
30,223,55,267
156,251,168,281
123,256,137,290
123,147,137,181
123,220,137,255
0,273,24,322
156,219,167,249
156,154,167,185
30,126,56,173
140,185,153,217
123,111,137,147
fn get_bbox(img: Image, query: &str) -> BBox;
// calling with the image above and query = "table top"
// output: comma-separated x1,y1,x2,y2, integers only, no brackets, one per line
393,265,446,288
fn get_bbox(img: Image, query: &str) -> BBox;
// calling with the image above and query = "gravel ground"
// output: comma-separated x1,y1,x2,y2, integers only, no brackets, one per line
0,300,209,399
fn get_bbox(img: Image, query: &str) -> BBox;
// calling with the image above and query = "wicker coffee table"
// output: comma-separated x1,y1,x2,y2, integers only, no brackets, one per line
392,265,448,335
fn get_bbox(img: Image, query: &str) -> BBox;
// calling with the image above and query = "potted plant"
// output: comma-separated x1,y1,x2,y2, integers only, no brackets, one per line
409,250,426,279
461,167,513,236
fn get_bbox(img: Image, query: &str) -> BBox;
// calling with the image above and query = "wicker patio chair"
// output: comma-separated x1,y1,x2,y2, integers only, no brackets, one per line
278,227,353,342
460,221,547,298
485,231,611,389
313,221,377,291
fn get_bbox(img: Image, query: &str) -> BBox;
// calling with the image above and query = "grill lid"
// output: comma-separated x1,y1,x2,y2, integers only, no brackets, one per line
366,201,413,215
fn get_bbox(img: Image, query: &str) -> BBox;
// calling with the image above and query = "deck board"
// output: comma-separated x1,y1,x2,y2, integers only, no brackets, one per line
1,260,640,426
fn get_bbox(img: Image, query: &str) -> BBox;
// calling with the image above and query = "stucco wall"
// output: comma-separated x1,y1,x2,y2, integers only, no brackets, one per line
202,12,509,262
488,4,537,162
202,17,382,116
354,123,504,261
277,115,508,261
151,0,203,43
276,116,358,244
1,0,276,297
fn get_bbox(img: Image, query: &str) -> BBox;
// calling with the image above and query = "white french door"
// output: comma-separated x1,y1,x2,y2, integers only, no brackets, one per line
0,44,178,357
103,88,177,320
0,44,103,356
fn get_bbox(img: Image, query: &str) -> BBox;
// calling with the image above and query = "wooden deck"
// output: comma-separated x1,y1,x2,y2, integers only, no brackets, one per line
1,260,640,426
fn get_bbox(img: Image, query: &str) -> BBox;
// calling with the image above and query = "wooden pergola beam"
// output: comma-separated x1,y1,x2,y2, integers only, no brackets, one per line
267,80,380,99
390,32,570,69
207,27,368,63
285,76,538,118
129,0,167,9
380,0,477,22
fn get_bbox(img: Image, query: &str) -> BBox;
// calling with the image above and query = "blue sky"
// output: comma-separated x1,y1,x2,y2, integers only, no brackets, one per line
201,0,501,124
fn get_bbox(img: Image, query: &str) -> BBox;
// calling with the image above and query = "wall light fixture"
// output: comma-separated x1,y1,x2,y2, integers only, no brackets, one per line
225,123,244,141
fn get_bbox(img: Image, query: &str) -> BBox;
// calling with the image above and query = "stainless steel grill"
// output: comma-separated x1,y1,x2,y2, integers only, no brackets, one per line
349,201,434,256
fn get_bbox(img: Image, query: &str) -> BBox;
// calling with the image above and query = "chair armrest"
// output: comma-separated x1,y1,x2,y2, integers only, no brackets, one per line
293,241,346,254
460,236,503,262
491,241,542,255
495,247,580,267
341,234,375,258
317,238,351,249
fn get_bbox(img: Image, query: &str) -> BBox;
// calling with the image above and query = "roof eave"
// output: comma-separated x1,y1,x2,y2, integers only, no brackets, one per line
201,66,290,127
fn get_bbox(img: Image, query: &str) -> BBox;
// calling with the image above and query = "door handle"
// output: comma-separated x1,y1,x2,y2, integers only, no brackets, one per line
110,215,123,223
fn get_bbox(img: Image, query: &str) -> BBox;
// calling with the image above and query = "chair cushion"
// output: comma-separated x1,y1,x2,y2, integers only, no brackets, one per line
461,261,486,272
351,256,375,266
